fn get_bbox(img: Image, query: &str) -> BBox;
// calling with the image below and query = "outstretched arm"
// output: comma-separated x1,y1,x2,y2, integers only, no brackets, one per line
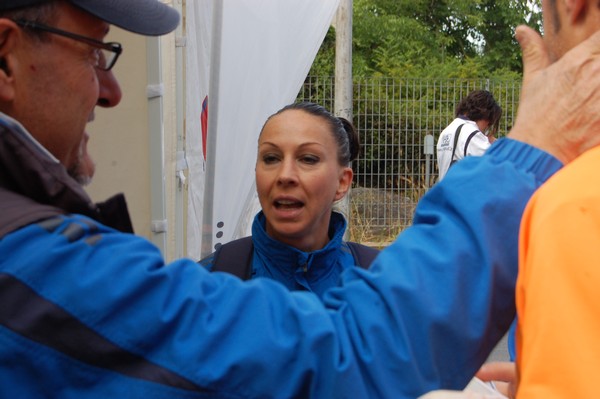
5,23,600,399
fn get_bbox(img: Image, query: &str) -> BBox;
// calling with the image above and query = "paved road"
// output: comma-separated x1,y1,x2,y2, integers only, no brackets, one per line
486,332,511,363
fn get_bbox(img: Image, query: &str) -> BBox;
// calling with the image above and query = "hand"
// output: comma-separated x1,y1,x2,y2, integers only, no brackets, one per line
476,361,516,399
508,25,600,164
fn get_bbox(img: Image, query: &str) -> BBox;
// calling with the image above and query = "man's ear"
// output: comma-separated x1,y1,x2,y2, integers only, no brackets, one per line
0,19,19,101
564,0,588,24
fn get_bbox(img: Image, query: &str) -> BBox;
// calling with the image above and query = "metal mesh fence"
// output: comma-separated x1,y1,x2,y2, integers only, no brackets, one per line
298,76,522,244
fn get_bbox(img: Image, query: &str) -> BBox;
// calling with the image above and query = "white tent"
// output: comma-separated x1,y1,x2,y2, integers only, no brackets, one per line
186,0,341,260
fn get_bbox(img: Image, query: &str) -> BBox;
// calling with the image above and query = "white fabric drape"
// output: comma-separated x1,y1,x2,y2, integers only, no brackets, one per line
186,0,340,260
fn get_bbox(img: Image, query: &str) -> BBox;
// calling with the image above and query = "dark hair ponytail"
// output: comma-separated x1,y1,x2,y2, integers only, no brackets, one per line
338,117,360,164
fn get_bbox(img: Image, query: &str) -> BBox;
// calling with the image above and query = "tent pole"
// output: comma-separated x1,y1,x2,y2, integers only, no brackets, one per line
201,0,224,258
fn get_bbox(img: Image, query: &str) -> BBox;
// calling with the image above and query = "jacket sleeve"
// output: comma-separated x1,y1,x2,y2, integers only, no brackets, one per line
321,138,561,397
0,138,561,399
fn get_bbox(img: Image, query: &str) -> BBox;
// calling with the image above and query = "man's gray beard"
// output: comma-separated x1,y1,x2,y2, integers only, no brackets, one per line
74,172,93,187
68,160,93,187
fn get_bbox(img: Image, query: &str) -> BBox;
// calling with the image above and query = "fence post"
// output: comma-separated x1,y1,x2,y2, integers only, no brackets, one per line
334,0,353,120
334,0,354,237
424,134,434,188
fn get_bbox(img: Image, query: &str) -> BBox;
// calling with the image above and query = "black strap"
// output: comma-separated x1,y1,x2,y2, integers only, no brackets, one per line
448,123,465,168
209,238,379,280
463,131,479,157
347,242,379,268
209,236,254,279
449,124,483,169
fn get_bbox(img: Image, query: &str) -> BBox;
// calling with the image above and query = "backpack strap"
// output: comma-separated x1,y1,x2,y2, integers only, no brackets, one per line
448,123,465,168
463,130,480,157
210,236,254,280
347,242,380,269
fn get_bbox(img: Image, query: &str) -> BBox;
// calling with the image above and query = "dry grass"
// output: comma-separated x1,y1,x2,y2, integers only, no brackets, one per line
346,187,416,249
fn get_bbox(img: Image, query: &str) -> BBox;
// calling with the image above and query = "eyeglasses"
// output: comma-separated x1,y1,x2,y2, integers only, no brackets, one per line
14,19,122,71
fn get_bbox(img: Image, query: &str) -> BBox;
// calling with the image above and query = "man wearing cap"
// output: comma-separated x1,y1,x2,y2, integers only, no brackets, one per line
1,1,600,398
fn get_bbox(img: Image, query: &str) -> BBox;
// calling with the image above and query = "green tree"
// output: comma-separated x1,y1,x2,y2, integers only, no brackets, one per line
477,0,544,73
308,0,542,78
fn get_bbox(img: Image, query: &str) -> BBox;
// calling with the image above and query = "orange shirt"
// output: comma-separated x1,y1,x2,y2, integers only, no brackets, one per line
516,145,600,398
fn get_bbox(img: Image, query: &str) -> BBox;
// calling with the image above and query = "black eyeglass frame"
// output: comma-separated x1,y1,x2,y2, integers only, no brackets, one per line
14,19,122,71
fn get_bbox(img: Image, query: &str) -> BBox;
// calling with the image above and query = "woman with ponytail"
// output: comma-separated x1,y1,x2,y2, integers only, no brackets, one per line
200,102,378,298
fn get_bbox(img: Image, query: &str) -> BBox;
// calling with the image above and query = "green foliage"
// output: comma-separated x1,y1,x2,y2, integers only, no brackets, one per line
309,28,336,77
307,0,543,78
477,0,543,72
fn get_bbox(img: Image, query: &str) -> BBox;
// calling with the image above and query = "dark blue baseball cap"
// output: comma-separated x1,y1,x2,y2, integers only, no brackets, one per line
0,0,180,36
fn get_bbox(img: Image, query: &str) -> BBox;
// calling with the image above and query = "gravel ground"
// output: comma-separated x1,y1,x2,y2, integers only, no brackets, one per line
486,332,511,363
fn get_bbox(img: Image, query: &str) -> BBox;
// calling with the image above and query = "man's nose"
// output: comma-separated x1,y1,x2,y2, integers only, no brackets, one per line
96,68,122,107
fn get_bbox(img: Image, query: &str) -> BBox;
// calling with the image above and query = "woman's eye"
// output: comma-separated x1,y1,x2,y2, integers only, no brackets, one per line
300,155,319,165
262,154,280,164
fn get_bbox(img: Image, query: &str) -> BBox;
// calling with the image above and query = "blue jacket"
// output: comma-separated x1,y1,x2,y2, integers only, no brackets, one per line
201,211,358,299
0,113,562,398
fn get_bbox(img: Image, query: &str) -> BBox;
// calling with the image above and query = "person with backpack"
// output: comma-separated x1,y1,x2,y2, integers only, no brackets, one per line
199,102,378,297
436,90,502,181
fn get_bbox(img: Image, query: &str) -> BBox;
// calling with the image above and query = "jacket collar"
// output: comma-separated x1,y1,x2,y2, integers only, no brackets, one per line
0,113,133,233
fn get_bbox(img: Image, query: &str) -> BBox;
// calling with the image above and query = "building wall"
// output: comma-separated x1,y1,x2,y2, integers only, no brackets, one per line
85,26,181,261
